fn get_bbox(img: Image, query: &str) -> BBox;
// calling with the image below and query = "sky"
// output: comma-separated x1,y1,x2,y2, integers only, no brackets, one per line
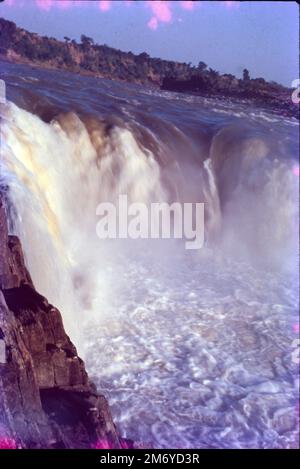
0,0,299,86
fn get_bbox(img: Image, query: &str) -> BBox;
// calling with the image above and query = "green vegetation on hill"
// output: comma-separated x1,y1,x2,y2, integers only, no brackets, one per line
0,17,297,118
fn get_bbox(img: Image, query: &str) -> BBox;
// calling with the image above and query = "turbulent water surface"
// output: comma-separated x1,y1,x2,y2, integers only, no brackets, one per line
0,60,299,448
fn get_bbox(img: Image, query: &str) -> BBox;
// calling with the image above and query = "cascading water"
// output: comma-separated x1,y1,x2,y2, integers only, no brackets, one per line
0,102,169,339
0,60,299,448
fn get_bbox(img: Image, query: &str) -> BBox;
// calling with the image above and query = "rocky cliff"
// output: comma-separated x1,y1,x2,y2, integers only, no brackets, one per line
0,195,122,449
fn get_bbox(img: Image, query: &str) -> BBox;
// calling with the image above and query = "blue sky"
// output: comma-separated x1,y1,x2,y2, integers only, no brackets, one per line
0,1,298,86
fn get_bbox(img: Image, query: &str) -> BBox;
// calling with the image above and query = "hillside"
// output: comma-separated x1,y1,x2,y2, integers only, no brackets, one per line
0,17,298,118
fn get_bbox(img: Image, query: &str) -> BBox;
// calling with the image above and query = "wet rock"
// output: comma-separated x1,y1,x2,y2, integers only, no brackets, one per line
0,196,121,448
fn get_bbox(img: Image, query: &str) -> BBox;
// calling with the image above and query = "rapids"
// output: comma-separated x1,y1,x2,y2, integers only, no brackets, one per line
0,60,299,448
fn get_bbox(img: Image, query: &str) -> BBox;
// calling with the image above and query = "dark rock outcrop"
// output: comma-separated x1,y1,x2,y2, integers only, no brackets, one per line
0,196,121,448
161,76,299,120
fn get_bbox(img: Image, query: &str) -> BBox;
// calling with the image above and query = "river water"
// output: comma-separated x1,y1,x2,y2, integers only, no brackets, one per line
0,60,299,448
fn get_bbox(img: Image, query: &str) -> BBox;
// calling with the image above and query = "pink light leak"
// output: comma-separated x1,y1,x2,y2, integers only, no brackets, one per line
148,17,158,31
145,1,174,31
57,0,73,9
32,0,87,11
292,165,300,177
7,0,241,30
180,1,195,11
147,1,172,23
99,0,112,12
0,438,17,449
92,439,112,449
293,324,300,333
35,0,74,10
35,0,53,11
224,1,240,9
92,439,131,449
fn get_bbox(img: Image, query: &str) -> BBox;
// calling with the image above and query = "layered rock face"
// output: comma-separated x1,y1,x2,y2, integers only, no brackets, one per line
0,196,121,448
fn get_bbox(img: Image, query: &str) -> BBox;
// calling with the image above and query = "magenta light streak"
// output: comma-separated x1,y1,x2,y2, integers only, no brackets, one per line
99,0,112,12
148,16,158,31
292,165,300,177
0,438,17,449
146,1,172,23
92,439,131,449
180,1,195,11
4,1,243,31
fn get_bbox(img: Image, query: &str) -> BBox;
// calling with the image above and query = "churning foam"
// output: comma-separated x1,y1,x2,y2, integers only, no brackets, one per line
0,97,299,448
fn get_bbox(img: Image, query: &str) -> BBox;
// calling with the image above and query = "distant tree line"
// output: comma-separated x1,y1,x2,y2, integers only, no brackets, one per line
0,16,290,105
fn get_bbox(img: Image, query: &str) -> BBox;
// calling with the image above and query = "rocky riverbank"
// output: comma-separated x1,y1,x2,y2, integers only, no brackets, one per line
161,77,299,120
0,195,125,449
